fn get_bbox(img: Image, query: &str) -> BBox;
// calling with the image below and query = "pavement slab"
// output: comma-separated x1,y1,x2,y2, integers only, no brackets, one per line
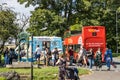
80,58,120,80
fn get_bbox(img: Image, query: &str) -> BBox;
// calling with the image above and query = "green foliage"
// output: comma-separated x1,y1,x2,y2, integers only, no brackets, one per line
0,7,20,49
112,53,120,59
27,9,66,37
70,24,82,31
112,53,120,57
18,0,120,52
63,30,71,38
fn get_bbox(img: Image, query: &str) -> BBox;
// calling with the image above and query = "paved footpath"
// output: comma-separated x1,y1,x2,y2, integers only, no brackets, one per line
80,58,120,80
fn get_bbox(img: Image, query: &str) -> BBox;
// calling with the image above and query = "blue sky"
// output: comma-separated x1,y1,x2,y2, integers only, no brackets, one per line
0,0,35,17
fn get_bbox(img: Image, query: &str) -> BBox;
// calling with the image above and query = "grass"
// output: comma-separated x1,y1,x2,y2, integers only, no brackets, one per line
117,56,120,59
0,66,90,80
0,77,6,80
112,53,120,59
0,55,90,80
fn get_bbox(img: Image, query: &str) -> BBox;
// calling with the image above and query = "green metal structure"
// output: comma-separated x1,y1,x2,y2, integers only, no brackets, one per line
17,32,29,62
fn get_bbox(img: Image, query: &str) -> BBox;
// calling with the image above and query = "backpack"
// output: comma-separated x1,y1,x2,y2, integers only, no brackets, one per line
65,67,80,80
104,49,112,61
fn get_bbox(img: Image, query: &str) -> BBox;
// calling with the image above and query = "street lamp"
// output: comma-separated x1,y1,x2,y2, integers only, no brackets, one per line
30,34,33,80
115,11,118,54
109,10,119,54
30,26,47,80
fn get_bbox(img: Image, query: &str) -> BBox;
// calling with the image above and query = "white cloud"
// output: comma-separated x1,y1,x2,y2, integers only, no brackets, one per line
0,0,37,30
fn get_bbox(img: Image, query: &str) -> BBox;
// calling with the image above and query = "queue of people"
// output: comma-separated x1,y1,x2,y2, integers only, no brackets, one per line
2,44,114,73
67,46,113,71
34,45,60,66
3,47,17,66
1,45,114,80
33,44,114,72
2,45,60,66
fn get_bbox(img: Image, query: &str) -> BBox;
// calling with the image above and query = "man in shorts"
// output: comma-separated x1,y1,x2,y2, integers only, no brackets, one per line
35,45,41,64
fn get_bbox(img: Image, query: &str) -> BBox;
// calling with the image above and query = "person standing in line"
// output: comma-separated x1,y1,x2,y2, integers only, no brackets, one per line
4,47,9,66
87,48,94,71
77,47,83,66
46,47,51,66
35,45,41,65
43,48,47,65
82,47,87,67
68,47,74,66
9,48,13,64
52,48,59,66
95,48,102,71
78,46,87,67
104,47,113,71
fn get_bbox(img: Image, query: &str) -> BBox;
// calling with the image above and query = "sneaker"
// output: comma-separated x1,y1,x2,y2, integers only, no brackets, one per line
3,65,6,67
107,68,110,71
99,68,102,71
96,67,98,71
90,69,92,71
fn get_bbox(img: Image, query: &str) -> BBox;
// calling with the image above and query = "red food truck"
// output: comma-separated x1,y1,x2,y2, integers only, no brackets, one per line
63,26,106,61
63,34,82,59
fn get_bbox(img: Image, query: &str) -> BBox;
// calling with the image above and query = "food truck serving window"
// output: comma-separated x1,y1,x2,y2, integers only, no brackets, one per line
92,32,97,36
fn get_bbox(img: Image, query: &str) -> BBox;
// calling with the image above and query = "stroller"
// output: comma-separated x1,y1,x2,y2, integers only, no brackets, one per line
65,67,80,80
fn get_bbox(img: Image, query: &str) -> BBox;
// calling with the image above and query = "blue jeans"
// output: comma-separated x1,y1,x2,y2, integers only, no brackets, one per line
4,55,9,65
88,58,94,69
106,57,111,68
35,54,40,59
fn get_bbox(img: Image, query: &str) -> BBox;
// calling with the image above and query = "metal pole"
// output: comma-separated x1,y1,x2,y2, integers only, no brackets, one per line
116,11,118,54
18,41,20,62
31,34,33,80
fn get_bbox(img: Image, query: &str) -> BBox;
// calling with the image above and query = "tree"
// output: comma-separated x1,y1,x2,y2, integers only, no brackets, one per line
27,9,66,37
0,5,20,50
17,0,79,27
18,0,120,52
16,13,29,31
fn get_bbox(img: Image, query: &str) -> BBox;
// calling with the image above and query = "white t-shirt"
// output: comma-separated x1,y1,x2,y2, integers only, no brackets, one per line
96,51,101,55
52,54,55,60
79,49,83,54
35,47,41,55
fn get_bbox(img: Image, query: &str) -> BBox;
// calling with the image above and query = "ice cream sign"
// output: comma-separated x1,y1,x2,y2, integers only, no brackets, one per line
88,29,100,32
68,38,73,44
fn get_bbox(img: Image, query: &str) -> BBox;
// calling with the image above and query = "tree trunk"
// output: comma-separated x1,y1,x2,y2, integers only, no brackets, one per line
0,41,5,63
67,0,72,26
